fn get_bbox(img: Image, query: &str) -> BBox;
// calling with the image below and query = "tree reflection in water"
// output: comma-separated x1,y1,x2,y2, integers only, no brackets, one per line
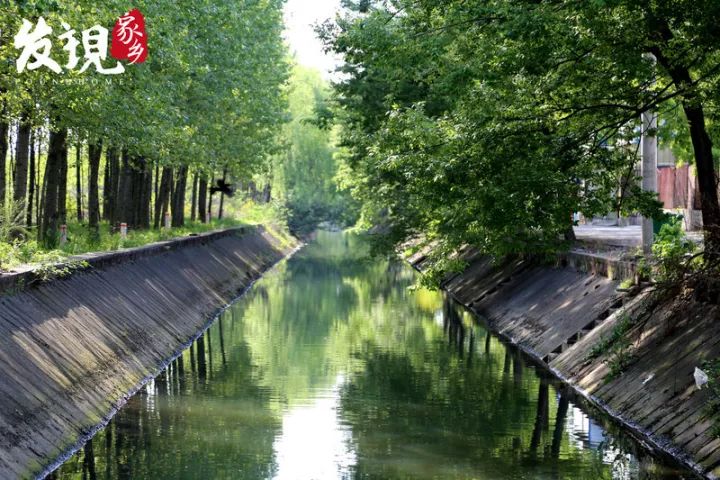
50,231,686,480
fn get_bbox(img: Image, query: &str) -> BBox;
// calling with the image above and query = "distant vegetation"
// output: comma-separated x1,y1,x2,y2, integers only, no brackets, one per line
0,2,360,269
266,66,359,236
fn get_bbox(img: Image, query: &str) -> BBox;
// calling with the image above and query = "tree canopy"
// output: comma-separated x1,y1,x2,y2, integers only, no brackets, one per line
268,65,358,235
0,0,288,250
320,0,720,276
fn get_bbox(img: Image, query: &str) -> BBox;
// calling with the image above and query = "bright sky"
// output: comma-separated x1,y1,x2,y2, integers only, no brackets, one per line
283,0,343,79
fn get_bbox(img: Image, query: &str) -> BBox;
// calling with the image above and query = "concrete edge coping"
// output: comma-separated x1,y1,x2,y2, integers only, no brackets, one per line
561,249,638,281
0,225,256,295
407,245,638,283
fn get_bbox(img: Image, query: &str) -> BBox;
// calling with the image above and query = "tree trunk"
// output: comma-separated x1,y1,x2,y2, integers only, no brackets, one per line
0,115,8,209
207,174,215,221
154,163,159,206
104,146,121,225
262,183,271,203
198,176,208,223
58,141,68,225
248,181,259,202
75,141,83,222
27,129,35,226
190,172,198,222
40,128,67,247
138,158,152,229
154,167,173,229
36,131,42,228
171,165,188,227
121,155,152,230
651,27,720,261
87,140,103,235
103,151,110,221
682,105,720,256
9,124,14,194
117,150,133,228
218,168,227,220
14,114,30,213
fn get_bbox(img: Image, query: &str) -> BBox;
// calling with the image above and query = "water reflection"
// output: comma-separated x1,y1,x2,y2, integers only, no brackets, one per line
51,231,687,480
273,376,356,480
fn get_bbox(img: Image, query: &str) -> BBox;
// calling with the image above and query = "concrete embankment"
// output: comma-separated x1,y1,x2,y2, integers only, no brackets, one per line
409,247,719,479
0,226,297,479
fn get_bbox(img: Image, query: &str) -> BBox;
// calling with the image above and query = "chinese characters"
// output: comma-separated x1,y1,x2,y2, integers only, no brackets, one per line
13,10,148,75
111,9,148,64
14,17,62,73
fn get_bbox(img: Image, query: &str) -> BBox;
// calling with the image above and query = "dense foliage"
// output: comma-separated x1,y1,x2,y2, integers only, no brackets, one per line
320,0,720,279
0,0,288,257
268,66,358,236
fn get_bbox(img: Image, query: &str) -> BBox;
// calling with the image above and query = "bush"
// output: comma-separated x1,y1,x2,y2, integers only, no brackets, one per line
652,217,696,282
0,218,249,271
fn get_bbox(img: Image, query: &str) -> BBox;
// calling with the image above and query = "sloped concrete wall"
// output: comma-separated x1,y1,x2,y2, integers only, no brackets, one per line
0,227,295,479
409,248,715,479
551,292,720,479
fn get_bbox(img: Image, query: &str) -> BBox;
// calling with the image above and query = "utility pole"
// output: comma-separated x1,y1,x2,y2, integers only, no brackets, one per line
641,54,658,255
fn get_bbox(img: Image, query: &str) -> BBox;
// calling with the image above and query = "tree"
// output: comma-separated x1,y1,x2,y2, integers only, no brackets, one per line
87,140,102,235
322,0,720,277
40,127,67,247
268,66,358,235
14,113,30,211
0,113,7,209
0,0,289,246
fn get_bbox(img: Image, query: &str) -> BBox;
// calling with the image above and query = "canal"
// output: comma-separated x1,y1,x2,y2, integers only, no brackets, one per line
51,231,686,479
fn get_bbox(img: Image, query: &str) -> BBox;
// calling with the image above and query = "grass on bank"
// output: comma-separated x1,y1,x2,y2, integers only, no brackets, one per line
0,200,290,272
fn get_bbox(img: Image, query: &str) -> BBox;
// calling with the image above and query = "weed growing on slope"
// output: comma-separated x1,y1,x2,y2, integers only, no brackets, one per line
588,314,637,380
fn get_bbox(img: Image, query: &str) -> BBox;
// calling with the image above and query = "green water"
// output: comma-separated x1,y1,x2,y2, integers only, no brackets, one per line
51,231,686,480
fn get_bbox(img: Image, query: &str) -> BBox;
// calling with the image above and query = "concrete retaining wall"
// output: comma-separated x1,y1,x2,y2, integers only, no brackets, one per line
0,226,295,479
558,249,638,281
409,247,716,479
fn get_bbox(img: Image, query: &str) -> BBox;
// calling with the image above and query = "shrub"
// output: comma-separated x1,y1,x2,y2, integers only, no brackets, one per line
652,217,696,282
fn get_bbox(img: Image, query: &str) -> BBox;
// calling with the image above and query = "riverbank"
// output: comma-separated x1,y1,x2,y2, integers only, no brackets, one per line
48,230,672,479
0,226,298,479
408,247,719,479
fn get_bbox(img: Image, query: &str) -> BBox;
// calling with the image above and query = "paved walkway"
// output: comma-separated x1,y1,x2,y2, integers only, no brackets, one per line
574,225,703,250
574,225,642,248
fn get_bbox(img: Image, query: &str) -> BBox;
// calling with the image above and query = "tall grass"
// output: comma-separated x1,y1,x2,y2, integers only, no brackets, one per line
0,200,290,271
